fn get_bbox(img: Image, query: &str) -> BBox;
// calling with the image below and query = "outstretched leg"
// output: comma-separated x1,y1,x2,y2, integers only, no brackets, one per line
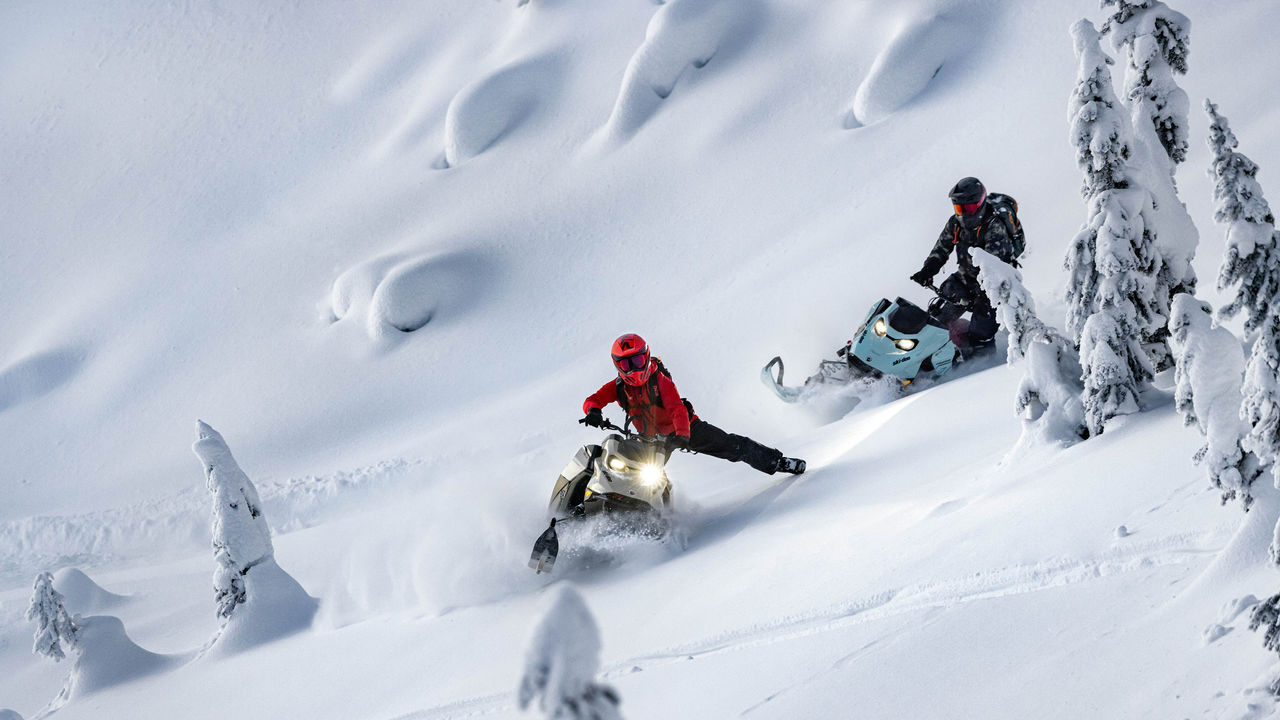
688,419,799,475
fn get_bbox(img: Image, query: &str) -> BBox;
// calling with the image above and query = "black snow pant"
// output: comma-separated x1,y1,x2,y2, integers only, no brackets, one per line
686,418,783,475
929,271,999,345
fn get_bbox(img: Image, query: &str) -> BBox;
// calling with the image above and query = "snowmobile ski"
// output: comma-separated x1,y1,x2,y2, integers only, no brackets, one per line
528,519,560,574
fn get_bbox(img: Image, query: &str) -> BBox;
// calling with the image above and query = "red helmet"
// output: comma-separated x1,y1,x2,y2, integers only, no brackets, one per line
611,333,654,386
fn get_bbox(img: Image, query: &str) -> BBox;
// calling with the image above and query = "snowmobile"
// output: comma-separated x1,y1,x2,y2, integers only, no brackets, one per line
762,285,962,404
528,418,675,574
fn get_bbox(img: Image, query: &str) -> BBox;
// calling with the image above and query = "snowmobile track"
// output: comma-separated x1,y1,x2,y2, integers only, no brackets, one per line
384,528,1228,719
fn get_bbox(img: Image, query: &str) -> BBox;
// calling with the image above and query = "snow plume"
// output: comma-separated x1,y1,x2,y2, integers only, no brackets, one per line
26,571,79,661
1168,293,1261,509
1205,99,1280,338
518,585,622,720
194,421,316,653
1066,21,1157,435
972,249,1086,445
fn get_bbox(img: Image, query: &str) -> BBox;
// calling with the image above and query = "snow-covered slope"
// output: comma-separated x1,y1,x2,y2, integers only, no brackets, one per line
2,0,1280,717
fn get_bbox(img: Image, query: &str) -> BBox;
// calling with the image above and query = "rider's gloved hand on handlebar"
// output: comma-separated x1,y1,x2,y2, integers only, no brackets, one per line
579,408,606,428
667,434,690,450
909,269,934,288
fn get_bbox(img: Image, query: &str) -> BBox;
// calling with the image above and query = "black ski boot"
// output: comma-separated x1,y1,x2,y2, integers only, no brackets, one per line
776,457,806,475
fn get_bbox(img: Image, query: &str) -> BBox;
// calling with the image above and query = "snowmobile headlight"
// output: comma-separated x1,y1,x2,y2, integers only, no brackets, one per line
607,456,628,472
639,464,664,487
895,338,917,351
873,319,887,336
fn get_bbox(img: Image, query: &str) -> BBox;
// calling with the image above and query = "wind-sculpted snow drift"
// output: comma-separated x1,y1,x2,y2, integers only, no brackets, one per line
51,568,129,613
603,0,758,141
56,615,178,700
845,13,973,128
442,54,564,168
329,249,497,342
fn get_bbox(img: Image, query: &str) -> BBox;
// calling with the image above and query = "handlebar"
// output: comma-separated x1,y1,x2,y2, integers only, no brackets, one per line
589,417,690,451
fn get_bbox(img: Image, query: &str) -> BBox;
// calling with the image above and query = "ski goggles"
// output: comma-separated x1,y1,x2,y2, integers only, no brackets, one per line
953,198,985,216
612,353,649,372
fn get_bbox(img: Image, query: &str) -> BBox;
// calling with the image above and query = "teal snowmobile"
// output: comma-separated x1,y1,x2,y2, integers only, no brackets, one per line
762,292,960,403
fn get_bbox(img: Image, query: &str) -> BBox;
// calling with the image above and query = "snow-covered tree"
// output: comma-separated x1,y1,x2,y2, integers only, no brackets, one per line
1205,99,1280,337
973,249,1087,444
518,586,622,720
195,421,274,620
1102,0,1190,166
1168,293,1261,509
1250,595,1280,694
1099,1,1198,370
1066,20,1158,434
1242,310,1280,486
193,421,315,655
26,572,79,661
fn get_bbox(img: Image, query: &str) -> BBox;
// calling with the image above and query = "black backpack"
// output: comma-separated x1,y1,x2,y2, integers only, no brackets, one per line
985,192,1025,260
614,357,696,423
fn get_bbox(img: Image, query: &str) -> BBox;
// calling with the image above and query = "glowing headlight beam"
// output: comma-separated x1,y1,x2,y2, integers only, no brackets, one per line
607,456,627,472
895,338,917,351
873,319,887,337
639,464,664,487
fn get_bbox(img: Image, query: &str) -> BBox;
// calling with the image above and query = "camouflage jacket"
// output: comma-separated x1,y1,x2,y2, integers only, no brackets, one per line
919,207,1019,279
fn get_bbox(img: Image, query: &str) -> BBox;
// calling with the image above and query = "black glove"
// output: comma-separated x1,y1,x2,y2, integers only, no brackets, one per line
579,408,606,428
909,269,934,287
666,434,690,451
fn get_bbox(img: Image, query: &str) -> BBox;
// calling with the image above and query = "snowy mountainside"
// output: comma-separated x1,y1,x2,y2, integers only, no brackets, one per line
3,0,1280,718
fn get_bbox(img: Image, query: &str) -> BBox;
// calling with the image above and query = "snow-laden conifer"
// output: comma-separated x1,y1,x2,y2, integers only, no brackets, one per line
518,586,622,720
973,249,1087,444
1102,0,1190,166
1099,0,1198,370
195,420,273,620
1067,21,1158,434
1242,311,1280,487
1168,293,1261,509
194,421,316,653
1205,99,1280,337
26,572,79,661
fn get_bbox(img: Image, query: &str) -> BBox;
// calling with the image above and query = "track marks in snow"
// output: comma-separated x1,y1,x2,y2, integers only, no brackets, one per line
329,249,498,341
386,533,1223,720
0,347,83,413
0,459,420,586
603,0,759,142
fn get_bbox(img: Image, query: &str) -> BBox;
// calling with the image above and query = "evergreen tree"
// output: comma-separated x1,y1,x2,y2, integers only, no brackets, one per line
518,586,622,720
1167,293,1261,509
194,421,274,621
973,249,1087,443
1102,0,1191,165
1066,20,1158,434
1242,311,1280,495
26,572,79,661
1204,99,1280,337
1101,0,1198,370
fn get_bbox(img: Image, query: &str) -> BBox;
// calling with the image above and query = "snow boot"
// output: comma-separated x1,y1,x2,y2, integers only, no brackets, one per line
776,457,806,475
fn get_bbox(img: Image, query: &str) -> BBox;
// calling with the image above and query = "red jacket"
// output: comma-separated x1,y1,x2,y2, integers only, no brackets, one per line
584,374,692,438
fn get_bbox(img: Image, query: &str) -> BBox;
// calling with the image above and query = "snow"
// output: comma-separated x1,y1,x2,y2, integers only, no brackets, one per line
2,0,1280,718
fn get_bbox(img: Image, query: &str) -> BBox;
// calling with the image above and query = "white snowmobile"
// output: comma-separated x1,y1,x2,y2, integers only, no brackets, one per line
762,285,965,405
528,418,675,574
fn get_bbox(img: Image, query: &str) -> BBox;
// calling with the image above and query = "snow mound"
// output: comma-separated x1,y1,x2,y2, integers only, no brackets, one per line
52,568,129,612
846,13,968,128
206,557,317,656
63,615,176,698
442,53,563,167
0,348,82,413
329,249,496,341
603,0,756,141
0,709,23,720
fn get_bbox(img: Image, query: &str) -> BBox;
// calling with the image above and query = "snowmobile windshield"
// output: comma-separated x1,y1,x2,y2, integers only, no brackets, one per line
888,299,930,335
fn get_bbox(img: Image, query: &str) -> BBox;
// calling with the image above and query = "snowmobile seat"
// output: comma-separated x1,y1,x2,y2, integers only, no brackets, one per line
888,298,933,334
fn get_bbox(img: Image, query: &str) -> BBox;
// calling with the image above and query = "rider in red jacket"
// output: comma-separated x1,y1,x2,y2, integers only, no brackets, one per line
581,333,805,475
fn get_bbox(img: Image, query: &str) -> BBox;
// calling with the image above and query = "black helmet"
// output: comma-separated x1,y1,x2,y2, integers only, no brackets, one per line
949,177,987,229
